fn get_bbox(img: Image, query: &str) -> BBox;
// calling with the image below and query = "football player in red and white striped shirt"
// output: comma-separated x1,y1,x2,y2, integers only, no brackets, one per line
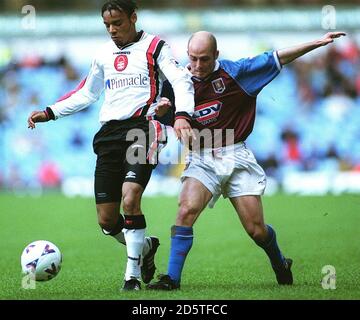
27,0,195,291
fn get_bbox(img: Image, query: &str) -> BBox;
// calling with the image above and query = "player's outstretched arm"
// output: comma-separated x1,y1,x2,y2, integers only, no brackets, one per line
277,32,346,66
27,110,50,129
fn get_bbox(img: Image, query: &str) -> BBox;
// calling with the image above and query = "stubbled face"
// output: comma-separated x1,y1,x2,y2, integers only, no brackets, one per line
103,9,137,47
188,40,219,79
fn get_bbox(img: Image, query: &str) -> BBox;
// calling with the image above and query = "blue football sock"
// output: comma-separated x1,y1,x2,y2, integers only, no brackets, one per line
256,225,286,270
167,225,193,284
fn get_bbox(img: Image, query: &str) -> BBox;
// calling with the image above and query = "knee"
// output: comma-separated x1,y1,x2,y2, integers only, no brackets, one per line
176,200,201,225
97,210,117,231
122,186,142,214
96,202,123,233
246,224,268,243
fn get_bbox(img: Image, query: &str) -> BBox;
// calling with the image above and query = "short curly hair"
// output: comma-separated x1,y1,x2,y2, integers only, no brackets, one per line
101,0,138,18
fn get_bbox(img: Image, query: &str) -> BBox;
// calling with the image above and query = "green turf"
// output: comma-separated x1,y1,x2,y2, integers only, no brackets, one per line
0,192,359,300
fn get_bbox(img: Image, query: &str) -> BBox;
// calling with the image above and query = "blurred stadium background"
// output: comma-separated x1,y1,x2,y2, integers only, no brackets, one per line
1,0,360,198
1,0,360,301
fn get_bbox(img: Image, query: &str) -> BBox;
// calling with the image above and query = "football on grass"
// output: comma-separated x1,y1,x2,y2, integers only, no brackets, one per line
21,240,62,281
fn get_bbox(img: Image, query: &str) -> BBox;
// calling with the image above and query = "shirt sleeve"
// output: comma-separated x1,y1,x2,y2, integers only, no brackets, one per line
220,51,282,97
156,43,195,119
50,57,104,120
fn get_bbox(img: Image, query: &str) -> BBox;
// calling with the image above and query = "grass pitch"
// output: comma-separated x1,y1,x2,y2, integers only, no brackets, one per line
0,192,359,300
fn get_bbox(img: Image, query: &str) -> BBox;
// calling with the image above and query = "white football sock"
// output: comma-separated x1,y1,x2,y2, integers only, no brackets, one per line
103,228,151,255
123,228,145,281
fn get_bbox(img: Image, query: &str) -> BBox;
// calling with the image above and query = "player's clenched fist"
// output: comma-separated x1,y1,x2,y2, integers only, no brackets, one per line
155,97,172,117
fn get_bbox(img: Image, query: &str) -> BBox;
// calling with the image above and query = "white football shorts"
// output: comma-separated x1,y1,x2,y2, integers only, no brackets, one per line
181,142,267,208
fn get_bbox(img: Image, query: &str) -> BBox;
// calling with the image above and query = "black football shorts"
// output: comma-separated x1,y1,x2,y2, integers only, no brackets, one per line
94,149,154,204
93,118,165,204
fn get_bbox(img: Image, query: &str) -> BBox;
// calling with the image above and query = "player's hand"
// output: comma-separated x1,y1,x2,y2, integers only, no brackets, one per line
173,118,196,144
27,110,49,129
320,32,346,46
155,97,172,117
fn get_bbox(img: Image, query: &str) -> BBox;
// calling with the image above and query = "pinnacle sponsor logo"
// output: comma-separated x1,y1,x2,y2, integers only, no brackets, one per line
106,74,149,90
194,100,222,125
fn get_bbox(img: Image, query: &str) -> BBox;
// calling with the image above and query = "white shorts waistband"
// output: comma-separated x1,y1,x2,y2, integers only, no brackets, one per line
192,141,246,156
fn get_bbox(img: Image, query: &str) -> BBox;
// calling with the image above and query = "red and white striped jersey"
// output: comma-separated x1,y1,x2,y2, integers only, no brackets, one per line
50,31,194,124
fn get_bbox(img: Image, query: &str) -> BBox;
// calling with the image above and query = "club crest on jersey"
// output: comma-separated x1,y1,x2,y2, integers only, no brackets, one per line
114,55,128,72
212,78,226,94
194,100,222,125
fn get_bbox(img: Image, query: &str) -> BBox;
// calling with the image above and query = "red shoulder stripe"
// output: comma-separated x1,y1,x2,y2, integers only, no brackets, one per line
146,37,162,106
57,78,87,102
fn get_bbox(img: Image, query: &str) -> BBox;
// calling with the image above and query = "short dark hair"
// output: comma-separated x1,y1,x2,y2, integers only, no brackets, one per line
101,0,138,18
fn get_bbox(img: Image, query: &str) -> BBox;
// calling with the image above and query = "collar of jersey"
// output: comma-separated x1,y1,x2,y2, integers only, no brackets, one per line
117,30,145,50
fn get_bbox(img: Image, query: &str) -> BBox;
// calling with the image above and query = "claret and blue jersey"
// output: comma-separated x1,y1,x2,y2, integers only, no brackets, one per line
194,51,281,145
162,51,282,146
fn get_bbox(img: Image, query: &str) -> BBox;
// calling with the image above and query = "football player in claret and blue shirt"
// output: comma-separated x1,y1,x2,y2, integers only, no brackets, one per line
147,30,346,290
